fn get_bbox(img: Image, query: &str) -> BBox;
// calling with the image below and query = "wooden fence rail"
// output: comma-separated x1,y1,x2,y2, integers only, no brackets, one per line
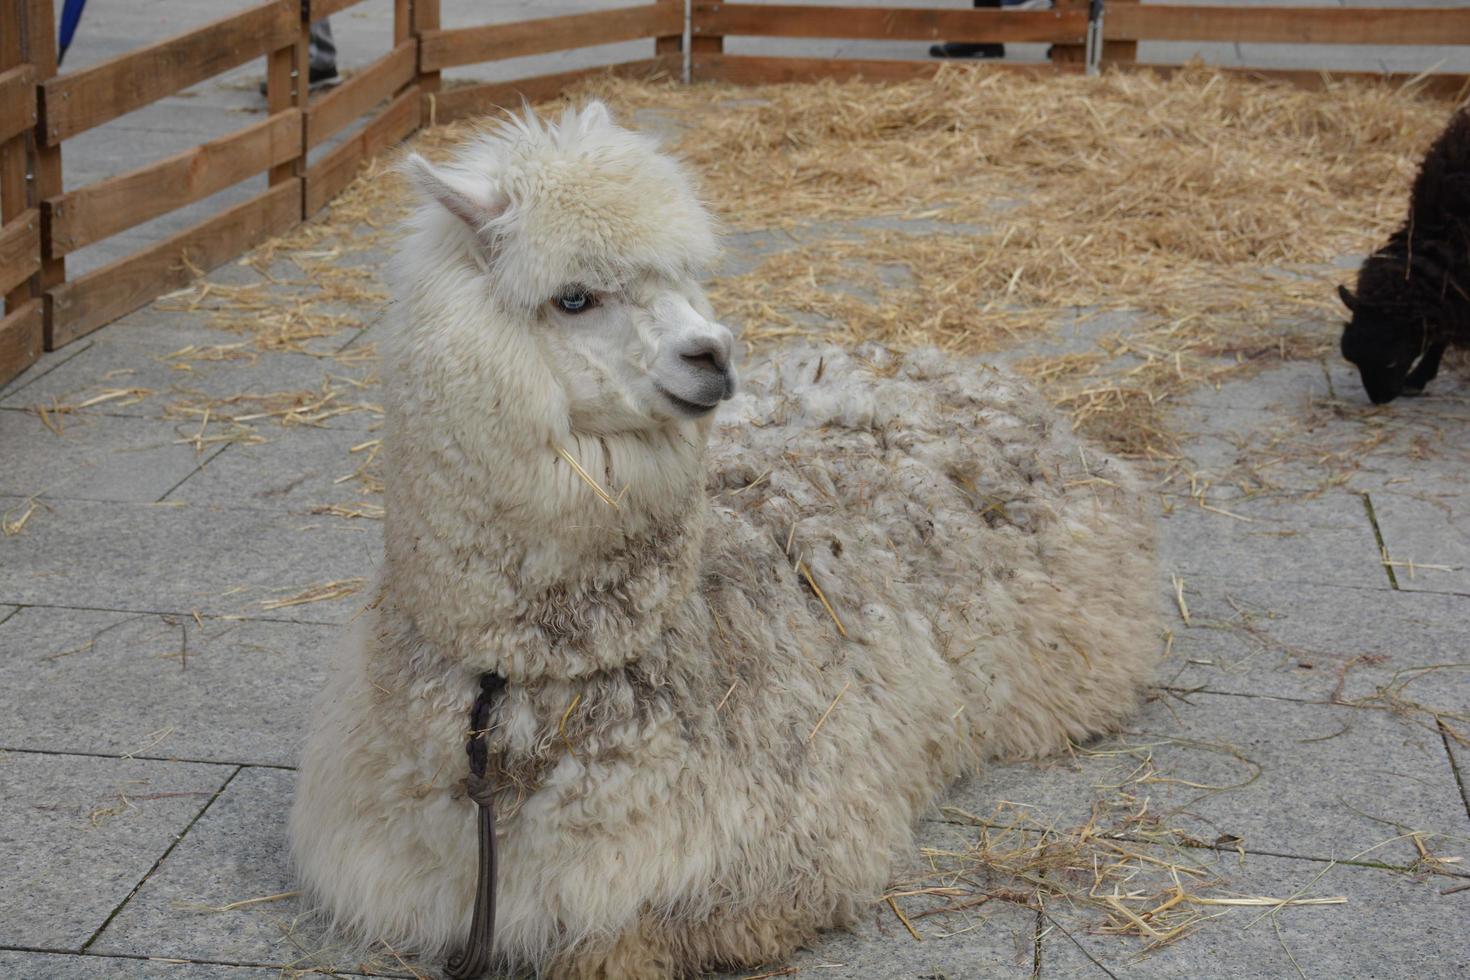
39,1,299,144
1106,6,1470,46
692,3,1086,43
2,0,1468,386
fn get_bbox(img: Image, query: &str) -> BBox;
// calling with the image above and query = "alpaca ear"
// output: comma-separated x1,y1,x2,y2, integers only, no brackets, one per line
1337,284,1358,313
581,100,613,129
402,153,506,236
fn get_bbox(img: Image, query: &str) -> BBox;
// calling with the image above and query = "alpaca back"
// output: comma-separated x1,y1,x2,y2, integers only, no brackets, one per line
708,345,1158,765
1409,108,1470,233
1354,107,1470,321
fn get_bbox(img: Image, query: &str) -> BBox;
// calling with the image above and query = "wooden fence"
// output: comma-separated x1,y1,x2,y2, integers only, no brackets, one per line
1,0,1465,384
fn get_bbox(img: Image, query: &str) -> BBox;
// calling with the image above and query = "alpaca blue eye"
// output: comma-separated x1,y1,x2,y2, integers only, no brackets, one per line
554,290,596,314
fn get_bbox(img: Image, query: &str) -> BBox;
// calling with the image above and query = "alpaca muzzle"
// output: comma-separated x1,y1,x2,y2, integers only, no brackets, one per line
445,672,507,980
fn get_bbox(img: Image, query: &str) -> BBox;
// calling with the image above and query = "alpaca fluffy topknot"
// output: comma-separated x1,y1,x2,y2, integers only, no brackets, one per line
402,101,719,314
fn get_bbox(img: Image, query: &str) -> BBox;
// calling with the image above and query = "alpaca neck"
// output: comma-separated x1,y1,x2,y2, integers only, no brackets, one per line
381,384,711,682
381,244,716,681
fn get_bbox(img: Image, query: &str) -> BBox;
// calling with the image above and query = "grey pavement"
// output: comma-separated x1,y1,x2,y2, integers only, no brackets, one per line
2,3,1467,979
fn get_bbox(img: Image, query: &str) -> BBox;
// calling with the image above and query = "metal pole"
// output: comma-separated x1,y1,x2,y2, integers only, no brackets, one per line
1085,0,1105,76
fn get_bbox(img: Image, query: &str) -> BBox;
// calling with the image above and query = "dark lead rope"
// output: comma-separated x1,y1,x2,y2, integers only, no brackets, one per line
445,672,507,980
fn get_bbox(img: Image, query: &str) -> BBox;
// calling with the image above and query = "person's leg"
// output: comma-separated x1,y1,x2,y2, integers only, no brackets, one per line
309,19,339,84
931,0,1005,59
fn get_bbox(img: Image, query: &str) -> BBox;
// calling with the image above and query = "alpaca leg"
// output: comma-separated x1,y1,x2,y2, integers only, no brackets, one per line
550,906,823,980
550,920,681,980
676,907,822,975
1403,340,1448,395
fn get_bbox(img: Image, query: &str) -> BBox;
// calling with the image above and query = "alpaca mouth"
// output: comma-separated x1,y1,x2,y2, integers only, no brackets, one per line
657,385,721,416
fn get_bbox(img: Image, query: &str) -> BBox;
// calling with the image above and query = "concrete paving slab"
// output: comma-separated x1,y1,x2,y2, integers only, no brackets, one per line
0,751,233,951
1161,578,1470,714
0,607,338,767
1042,847,1470,979
1175,359,1335,421
1369,487,1470,596
1159,491,1386,590
1166,359,1470,498
0,495,381,625
0,338,380,434
748,818,1040,979
943,691,1470,868
89,766,417,977
0,410,214,503
165,426,382,514
0,951,313,980
0,339,95,402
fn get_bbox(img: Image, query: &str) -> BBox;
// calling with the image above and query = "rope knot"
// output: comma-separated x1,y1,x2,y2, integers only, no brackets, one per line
445,672,506,980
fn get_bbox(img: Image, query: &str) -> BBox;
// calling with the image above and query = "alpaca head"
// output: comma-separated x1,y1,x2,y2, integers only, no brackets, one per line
397,102,735,437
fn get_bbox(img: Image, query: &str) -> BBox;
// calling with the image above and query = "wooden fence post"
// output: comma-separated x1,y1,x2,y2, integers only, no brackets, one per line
654,0,685,80
268,0,307,193
690,0,724,81
1,0,33,314
0,0,41,380
25,0,63,349
394,0,410,47
414,0,441,119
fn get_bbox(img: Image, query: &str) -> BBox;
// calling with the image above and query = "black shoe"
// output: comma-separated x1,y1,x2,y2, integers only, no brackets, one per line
309,64,341,91
929,42,1005,59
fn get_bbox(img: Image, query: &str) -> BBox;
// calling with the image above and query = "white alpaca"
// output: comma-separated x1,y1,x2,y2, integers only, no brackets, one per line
289,102,1159,979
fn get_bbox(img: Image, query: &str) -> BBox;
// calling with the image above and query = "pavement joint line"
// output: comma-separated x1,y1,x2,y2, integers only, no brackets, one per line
1440,721,1470,825
335,307,390,354
0,599,351,628
80,765,243,954
0,745,296,771
1360,492,1399,591
1169,575,1470,601
0,490,387,525
0,404,382,436
0,493,391,531
156,442,235,503
1152,688,1470,722
1037,906,1120,980
0,943,404,979
925,819,1470,881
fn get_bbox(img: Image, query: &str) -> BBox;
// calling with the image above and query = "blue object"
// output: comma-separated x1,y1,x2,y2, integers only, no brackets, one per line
58,0,87,65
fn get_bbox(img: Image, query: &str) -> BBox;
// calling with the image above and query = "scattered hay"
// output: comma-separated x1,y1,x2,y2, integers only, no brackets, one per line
258,577,368,610
162,380,382,435
895,798,1345,954
308,502,384,520
2,495,43,535
333,437,385,496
